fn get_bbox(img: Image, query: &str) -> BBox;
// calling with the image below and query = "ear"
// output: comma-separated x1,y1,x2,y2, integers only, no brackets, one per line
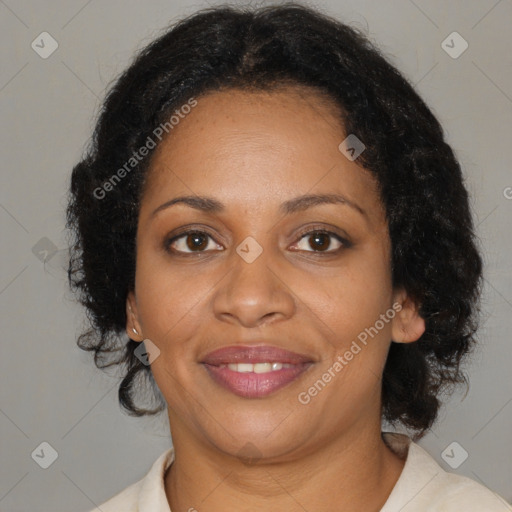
390,289,426,344
126,290,143,342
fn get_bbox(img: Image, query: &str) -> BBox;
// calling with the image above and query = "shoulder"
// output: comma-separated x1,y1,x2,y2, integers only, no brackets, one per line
426,471,511,510
87,447,175,512
89,479,142,512
381,433,511,512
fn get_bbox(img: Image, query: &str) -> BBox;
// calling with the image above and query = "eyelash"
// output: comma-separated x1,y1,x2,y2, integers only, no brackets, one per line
164,225,352,256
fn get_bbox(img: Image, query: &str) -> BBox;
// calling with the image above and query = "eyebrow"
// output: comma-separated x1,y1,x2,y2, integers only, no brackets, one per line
150,193,366,218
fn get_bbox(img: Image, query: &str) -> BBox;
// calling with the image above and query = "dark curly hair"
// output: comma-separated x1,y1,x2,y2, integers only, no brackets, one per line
66,2,483,437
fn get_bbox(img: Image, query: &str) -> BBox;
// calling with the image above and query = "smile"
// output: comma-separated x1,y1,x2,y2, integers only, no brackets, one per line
202,344,314,398
204,363,311,398
221,362,296,373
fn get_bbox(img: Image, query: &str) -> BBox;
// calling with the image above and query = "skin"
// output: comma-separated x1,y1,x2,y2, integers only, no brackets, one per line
126,85,425,512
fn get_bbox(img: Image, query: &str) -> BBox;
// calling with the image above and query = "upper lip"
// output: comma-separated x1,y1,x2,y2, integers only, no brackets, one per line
202,345,314,365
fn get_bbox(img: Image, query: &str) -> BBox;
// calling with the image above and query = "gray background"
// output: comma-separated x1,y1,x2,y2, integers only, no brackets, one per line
1,0,511,510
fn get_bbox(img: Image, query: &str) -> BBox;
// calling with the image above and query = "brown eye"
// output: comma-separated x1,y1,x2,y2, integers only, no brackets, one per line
185,232,209,251
308,232,331,251
293,230,348,253
166,230,222,254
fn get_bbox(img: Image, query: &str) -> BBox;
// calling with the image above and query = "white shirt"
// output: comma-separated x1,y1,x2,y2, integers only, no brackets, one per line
89,433,511,511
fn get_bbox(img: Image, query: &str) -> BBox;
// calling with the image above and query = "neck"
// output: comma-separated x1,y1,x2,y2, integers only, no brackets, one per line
164,419,406,512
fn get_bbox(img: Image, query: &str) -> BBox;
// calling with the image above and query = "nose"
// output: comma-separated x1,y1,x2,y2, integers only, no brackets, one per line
212,245,296,328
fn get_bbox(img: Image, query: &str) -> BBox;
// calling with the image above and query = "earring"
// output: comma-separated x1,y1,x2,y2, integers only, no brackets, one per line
132,327,139,335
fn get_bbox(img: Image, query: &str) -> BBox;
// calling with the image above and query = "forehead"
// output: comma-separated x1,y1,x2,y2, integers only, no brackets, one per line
140,86,384,222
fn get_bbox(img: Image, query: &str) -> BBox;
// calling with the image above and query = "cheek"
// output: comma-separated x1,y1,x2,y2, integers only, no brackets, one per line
306,270,394,410
134,250,214,349
134,256,211,408
313,252,393,344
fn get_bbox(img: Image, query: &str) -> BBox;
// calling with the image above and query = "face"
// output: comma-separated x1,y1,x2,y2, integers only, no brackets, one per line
127,86,424,461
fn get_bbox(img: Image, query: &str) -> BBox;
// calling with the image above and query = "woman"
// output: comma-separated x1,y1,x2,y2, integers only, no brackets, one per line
67,4,511,511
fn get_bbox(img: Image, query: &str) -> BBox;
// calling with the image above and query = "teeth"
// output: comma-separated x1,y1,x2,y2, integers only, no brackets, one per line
224,362,293,373
234,363,253,373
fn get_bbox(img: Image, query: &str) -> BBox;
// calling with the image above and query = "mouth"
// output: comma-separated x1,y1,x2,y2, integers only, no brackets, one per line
201,345,314,398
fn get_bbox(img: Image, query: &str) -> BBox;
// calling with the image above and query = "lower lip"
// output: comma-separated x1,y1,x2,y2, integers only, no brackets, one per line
203,363,312,398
